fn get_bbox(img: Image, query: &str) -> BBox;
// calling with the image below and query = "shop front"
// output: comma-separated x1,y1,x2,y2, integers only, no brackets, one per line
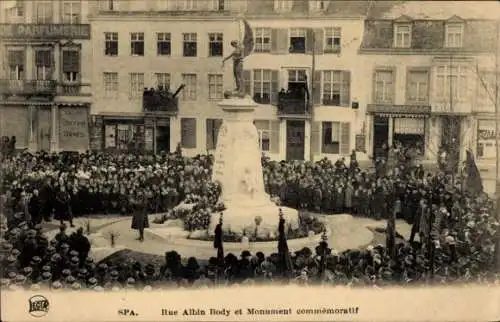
90,114,171,154
367,104,431,158
476,119,496,160
0,104,30,150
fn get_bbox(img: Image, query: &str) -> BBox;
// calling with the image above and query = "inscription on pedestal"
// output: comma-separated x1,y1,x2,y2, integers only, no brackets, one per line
213,124,228,179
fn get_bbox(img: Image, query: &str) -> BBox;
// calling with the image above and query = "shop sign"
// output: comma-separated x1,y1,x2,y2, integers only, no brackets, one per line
0,24,91,40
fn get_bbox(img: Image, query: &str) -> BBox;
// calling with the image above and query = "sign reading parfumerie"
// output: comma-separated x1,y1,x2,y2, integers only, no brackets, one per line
59,108,90,152
0,24,91,40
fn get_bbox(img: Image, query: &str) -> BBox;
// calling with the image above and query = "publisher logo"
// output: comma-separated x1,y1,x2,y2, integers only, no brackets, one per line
28,295,49,317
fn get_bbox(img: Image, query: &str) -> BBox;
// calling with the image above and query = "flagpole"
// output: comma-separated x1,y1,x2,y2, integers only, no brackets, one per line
309,30,316,162
494,20,500,270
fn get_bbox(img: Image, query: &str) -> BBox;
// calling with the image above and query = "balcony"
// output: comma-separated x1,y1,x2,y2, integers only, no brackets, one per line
0,79,56,97
277,91,311,118
143,87,179,114
57,83,91,96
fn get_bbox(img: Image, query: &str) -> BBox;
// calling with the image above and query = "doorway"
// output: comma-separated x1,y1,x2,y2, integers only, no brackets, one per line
441,116,461,171
38,108,51,152
286,120,305,161
156,124,170,154
373,116,389,158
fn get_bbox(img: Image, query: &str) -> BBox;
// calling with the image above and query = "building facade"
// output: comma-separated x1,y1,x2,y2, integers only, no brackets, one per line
88,0,395,161
358,2,499,170
0,0,92,153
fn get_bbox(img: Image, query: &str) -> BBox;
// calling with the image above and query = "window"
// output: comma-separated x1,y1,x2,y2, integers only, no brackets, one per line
436,65,468,100
35,50,52,81
209,33,223,57
477,120,496,159
322,70,351,106
183,33,197,57
445,24,463,48
62,51,80,83
254,120,272,151
324,27,341,52
62,1,81,24
105,32,118,56
394,24,411,48
7,50,25,80
289,28,306,53
321,122,350,154
288,69,306,82
208,74,223,100
103,72,118,98
275,0,293,12
322,121,340,154
374,70,394,103
5,2,23,23
157,33,171,56
35,2,52,24
206,119,223,150
214,0,225,10
155,73,171,90
255,28,271,53
129,73,144,99
407,70,429,102
253,69,272,104
181,118,197,148
131,33,145,56
179,0,200,10
181,74,197,100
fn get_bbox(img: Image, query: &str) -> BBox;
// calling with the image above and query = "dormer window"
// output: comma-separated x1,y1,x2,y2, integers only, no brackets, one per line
394,24,411,48
445,23,464,48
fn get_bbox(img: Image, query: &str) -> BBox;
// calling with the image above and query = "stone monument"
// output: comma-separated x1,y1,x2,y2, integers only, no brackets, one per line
208,19,299,236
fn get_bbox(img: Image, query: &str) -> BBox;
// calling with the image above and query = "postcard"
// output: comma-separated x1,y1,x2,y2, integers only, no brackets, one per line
0,0,499,321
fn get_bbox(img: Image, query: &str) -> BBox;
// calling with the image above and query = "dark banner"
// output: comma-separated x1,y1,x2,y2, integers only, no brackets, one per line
0,24,91,40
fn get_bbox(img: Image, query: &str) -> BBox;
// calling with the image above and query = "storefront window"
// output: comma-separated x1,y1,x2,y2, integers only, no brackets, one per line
104,123,145,152
392,117,425,155
477,120,496,159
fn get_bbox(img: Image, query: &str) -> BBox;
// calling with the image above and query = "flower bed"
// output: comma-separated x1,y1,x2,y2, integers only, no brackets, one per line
187,211,325,243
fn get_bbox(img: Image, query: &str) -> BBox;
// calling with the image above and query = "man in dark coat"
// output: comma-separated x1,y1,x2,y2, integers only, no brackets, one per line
29,189,42,227
54,186,74,227
69,228,91,264
39,180,54,222
131,190,149,242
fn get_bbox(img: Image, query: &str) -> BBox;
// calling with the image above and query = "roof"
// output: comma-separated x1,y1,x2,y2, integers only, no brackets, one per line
245,0,401,18
378,1,500,20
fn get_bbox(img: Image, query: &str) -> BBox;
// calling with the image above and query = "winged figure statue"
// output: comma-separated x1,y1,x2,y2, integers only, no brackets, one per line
222,19,254,97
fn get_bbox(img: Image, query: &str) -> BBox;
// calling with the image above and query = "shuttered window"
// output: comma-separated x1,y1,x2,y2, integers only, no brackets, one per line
35,50,52,80
181,118,197,149
62,50,80,72
8,50,25,80
321,121,351,155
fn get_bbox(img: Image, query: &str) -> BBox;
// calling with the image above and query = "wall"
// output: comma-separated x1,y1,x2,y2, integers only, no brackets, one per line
90,17,238,116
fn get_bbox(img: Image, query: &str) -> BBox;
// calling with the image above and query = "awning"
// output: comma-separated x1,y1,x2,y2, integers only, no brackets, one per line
367,104,431,118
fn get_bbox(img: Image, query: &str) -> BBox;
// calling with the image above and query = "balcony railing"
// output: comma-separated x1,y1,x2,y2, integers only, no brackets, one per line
0,79,57,96
143,87,179,113
57,83,91,96
277,92,310,117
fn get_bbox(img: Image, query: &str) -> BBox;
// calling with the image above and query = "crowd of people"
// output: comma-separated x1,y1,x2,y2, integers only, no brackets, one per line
0,147,499,290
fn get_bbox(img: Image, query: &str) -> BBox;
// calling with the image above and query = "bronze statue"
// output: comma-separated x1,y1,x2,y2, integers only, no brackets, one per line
222,19,254,97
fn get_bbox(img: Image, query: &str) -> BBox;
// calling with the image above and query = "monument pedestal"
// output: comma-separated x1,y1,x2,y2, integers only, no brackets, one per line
208,95,299,236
